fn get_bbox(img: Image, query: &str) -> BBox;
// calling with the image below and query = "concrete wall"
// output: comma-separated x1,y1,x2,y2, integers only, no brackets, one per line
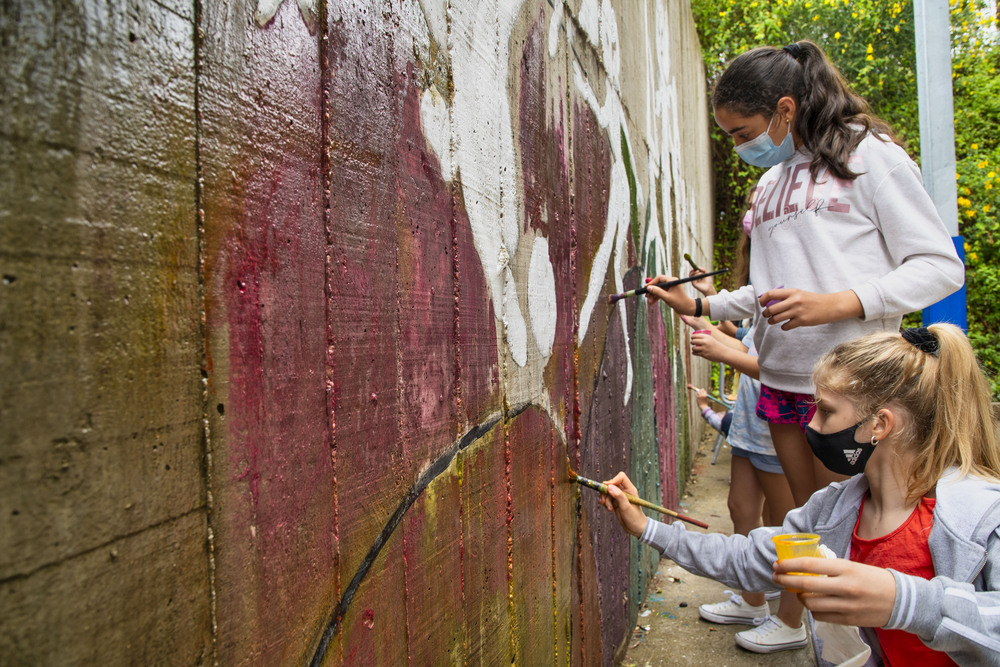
0,0,713,664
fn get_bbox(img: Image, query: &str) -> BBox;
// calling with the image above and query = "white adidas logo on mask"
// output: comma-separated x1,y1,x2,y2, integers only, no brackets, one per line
843,449,864,465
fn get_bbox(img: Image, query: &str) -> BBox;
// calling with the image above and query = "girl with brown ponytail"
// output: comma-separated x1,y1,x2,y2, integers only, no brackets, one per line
601,324,1000,665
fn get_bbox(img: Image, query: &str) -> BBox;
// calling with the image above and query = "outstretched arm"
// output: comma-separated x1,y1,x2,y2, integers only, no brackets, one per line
690,331,760,380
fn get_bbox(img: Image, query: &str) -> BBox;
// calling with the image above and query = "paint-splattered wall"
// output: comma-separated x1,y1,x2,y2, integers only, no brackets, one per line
0,0,713,664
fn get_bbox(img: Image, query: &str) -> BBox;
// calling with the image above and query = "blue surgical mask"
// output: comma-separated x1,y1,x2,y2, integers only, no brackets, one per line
734,113,795,168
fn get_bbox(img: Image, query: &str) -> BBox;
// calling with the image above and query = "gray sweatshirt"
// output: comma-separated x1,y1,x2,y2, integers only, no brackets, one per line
707,133,965,393
640,470,1000,665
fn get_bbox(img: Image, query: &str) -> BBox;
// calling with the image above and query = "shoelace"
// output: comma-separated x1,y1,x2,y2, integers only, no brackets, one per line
751,616,779,629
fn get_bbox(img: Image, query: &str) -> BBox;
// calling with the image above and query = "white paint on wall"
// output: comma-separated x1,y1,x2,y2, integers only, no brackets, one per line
641,1,671,275
417,0,565,370
254,0,317,32
547,1,563,59
414,0,706,390
576,0,600,49
528,236,557,358
420,87,454,181
561,0,635,404
417,0,448,51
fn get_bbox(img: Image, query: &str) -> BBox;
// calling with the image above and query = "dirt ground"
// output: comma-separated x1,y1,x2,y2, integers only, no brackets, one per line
620,436,817,667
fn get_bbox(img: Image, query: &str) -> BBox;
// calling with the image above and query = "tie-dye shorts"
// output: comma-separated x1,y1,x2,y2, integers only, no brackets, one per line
756,384,816,430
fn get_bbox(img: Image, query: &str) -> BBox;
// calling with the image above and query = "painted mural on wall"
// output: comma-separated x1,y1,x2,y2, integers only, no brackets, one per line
0,0,711,664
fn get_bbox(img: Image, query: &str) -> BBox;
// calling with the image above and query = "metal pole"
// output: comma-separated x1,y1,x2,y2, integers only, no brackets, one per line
914,0,967,329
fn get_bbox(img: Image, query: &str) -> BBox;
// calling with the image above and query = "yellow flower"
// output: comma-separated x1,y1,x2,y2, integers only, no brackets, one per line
988,172,996,178
965,241,972,253
894,25,900,33
985,204,993,213
814,14,820,20
972,143,979,150
866,44,873,54
987,183,994,190
958,196,972,207
978,161,989,169
970,252,979,262
965,208,977,217
835,31,841,39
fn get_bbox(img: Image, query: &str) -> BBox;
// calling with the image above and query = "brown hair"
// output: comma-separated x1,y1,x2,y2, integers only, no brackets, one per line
712,40,896,182
733,226,751,287
812,324,1000,502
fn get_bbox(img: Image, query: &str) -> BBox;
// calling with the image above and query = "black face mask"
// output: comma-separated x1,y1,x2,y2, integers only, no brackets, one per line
805,420,877,476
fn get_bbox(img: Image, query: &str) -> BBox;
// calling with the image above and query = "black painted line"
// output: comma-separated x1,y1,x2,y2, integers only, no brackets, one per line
308,402,532,666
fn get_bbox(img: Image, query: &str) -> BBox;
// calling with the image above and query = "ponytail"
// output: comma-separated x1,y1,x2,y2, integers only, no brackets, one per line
712,40,896,182
813,324,1000,503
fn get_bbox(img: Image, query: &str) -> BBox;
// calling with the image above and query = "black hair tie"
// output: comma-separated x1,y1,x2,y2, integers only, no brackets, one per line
783,43,804,60
902,327,939,356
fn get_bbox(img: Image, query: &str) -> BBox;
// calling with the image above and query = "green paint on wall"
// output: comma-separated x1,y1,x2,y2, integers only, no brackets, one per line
620,127,641,251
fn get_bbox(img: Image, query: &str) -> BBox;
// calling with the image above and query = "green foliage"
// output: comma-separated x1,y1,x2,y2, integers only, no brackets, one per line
691,0,1000,398
952,0,1000,396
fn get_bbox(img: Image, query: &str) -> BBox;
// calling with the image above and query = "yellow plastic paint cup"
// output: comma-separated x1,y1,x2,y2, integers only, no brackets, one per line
772,533,821,592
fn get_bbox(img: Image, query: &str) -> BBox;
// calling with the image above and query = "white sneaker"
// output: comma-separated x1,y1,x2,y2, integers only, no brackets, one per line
698,590,769,625
735,616,808,653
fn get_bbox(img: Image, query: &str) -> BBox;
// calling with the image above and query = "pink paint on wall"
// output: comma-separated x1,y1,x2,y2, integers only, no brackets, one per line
324,5,411,663
648,301,679,509
517,12,576,434
580,303,633,665
199,0,339,659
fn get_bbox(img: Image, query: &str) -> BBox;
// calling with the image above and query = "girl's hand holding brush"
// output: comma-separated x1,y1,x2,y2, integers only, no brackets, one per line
643,275,701,315
598,472,650,537
688,269,718,297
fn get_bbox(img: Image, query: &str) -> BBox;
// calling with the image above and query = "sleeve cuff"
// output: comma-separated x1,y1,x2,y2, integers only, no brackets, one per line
851,282,884,321
706,294,728,321
639,517,659,545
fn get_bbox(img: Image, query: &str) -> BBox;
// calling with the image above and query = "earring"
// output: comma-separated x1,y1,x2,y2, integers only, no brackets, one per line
870,436,879,446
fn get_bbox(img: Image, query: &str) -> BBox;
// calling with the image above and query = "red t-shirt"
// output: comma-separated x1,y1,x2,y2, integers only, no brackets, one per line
851,495,957,667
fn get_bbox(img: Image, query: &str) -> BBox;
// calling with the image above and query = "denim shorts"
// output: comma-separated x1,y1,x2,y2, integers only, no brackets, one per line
756,384,816,430
731,446,784,475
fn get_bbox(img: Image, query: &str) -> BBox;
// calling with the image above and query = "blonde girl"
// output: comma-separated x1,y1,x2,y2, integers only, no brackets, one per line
602,324,1000,665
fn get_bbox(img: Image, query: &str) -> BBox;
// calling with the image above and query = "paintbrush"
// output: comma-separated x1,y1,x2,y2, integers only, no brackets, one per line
568,466,709,529
687,384,730,408
683,253,700,271
607,268,729,304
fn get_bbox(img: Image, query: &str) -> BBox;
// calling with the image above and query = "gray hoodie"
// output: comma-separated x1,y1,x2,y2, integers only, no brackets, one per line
640,470,1000,665
706,133,965,394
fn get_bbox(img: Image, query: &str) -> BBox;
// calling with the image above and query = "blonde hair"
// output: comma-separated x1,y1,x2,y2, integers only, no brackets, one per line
813,324,1000,502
